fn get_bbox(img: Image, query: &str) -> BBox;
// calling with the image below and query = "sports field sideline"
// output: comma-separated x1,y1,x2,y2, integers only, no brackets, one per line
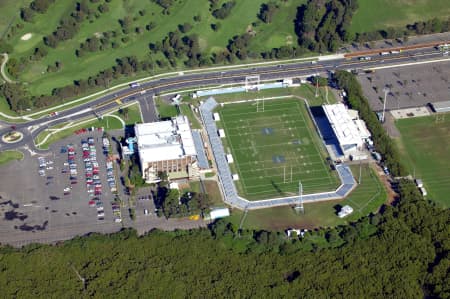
218,98,340,200
396,114,450,207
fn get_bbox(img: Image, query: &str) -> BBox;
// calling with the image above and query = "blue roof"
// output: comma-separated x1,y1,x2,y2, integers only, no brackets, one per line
192,131,209,169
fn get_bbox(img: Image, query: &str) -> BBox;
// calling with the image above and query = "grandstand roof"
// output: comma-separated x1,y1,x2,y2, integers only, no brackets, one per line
431,100,450,113
135,115,196,163
322,104,362,147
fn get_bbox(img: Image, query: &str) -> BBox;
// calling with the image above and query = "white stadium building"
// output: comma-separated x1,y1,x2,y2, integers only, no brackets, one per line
322,104,371,158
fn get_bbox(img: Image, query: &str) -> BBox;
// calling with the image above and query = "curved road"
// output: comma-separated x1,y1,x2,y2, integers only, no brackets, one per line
0,53,15,83
0,46,447,152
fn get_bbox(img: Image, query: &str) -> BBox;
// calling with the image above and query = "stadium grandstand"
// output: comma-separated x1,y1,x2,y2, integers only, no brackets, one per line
322,104,371,158
430,100,450,113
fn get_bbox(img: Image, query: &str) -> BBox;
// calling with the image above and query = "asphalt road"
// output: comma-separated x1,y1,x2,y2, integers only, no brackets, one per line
0,46,448,152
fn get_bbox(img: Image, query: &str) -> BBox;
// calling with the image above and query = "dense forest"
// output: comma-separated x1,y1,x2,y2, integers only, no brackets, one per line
1,0,450,113
0,179,448,297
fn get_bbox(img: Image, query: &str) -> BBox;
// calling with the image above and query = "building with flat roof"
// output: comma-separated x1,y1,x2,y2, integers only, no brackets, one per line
431,100,450,113
135,115,199,183
323,104,371,157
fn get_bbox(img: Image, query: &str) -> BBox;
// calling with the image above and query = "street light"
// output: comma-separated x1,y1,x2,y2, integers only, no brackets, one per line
382,87,390,123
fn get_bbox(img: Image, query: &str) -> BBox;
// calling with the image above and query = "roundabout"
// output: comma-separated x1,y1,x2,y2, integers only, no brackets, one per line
1,130,24,144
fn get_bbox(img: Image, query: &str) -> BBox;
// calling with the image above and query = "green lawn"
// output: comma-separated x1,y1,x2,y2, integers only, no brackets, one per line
340,164,386,222
350,0,450,34
36,103,143,149
112,103,142,125
36,116,123,150
0,0,27,37
5,0,305,96
0,150,24,165
179,104,201,129
218,98,339,200
395,114,450,207
155,97,178,118
188,180,223,207
228,163,386,230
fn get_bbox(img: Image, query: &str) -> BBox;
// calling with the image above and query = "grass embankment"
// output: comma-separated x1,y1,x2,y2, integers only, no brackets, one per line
188,180,223,206
155,97,178,119
350,0,450,34
0,150,24,165
179,104,201,129
35,103,142,149
227,164,386,230
395,114,450,207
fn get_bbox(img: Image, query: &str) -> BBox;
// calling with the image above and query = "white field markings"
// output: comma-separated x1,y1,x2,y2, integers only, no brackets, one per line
244,178,336,196
293,101,335,184
228,117,306,129
221,99,334,196
400,129,450,197
345,167,382,213
220,100,302,118
219,109,248,194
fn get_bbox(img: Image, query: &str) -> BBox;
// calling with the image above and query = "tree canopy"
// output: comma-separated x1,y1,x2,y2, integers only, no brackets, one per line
0,179,448,298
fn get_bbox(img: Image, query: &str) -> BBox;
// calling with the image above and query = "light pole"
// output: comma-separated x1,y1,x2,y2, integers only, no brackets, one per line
382,87,390,123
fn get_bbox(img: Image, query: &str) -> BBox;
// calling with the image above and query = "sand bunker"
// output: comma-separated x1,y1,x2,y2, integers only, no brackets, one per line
20,33,33,41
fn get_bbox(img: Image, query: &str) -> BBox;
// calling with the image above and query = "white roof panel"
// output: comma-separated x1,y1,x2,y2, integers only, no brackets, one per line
323,104,362,147
136,116,197,163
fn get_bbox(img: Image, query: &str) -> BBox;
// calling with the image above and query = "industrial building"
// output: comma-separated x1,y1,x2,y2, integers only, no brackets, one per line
135,116,203,183
322,104,371,158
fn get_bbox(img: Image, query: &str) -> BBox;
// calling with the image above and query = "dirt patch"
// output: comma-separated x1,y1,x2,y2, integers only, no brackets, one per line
20,33,32,41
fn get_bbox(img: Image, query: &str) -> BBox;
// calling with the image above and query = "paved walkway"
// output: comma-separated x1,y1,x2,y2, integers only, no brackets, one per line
0,53,15,84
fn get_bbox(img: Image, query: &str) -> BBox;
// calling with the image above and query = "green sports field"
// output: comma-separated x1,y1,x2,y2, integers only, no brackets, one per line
350,0,450,34
396,114,450,207
218,98,339,200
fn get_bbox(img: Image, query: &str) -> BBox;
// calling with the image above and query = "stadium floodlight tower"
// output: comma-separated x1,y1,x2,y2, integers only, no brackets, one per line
381,87,390,123
295,181,304,214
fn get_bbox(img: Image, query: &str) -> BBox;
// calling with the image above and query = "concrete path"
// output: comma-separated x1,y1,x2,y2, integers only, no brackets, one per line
0,53,15,83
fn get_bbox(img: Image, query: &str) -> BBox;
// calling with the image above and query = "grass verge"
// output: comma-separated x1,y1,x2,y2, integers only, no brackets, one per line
395,114,450,207
227,163,386,230
0,150,24,165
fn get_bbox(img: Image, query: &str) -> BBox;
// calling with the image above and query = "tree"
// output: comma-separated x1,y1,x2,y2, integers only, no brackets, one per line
179,22,192,33
119,107,129,120
212,1,235,19
20,7,35,22
258,2,279,24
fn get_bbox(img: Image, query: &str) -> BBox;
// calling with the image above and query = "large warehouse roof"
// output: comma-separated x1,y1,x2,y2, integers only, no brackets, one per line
322,104,362,147
135,116,196,163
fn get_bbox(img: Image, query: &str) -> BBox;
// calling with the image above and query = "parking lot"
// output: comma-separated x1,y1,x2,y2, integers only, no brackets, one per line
357,60,450,111
0,128,206,246
0,130,124,245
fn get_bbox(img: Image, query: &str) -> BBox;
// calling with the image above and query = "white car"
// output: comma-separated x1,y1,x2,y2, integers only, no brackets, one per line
46,166,53,170
46,161,53,165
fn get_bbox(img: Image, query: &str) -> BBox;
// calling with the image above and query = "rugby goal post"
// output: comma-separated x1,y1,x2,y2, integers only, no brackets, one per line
435,114,446,123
